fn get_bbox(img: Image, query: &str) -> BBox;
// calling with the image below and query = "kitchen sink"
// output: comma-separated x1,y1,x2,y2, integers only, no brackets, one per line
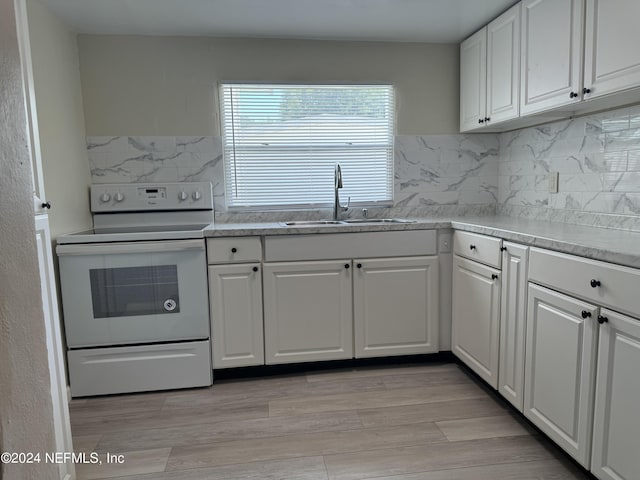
282,218,417,226
341,218,417,224
282,220,346,226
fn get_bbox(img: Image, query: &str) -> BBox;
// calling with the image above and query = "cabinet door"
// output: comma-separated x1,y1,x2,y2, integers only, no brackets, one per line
525,283,598,467
35,215,75,480
15,0,47,214
591,309,640,480
487,3,520,124
520,0,584,115
263,260,353,364
354,256,439,358
209,263,264,368
452,255,501,388
460,27,487,132
498,242,528,412
584,0,640,99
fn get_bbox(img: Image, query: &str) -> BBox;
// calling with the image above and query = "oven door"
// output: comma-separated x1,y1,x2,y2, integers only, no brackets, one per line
57,239,209,348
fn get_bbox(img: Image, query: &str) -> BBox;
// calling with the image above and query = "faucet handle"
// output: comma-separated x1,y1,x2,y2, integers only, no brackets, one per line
341,196,351,211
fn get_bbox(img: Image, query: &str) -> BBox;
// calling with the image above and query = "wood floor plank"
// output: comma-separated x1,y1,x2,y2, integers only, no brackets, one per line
75,448,170,480
436,414,532,442
72,402,268,437
358,458,590,480
269,382,487,416
70,394,167,420
323,435,556,480
95,411,363,453
305,363,458,383
357,396,508,428
165,423,446,471
162,376,389,410
73,434,102,453
100,456,329,480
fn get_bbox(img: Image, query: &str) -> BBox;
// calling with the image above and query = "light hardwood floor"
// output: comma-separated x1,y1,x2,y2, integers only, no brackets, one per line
69,362,592,480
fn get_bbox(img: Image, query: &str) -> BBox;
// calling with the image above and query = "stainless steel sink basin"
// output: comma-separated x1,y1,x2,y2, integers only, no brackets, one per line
281,218,416,226
282,220,345,226
341,218,417,224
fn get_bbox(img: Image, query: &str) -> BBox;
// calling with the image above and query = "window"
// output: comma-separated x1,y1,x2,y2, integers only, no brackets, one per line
220,84,394,210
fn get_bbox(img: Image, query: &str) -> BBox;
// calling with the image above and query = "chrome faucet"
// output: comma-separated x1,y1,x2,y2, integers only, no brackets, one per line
333,163,350,221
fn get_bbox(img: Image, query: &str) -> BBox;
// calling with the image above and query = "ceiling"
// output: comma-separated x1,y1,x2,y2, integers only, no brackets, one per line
41,0,518,43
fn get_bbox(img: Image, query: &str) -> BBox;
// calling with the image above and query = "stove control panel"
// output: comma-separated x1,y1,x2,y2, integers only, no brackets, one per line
91,182,213,212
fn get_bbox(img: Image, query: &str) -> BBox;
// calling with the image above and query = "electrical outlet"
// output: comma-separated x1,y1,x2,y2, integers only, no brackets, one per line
438,232,452,253
549,171,559,193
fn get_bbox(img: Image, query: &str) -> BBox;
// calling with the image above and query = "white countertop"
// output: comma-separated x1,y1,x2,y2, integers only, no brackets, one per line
205,217,640,269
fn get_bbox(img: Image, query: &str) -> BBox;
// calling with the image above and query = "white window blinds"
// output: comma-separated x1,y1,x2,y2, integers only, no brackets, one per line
220,84,394,210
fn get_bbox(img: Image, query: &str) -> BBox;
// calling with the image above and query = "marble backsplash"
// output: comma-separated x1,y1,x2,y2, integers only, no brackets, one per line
87,133,500,222
497,104,640,231
86,103,640,231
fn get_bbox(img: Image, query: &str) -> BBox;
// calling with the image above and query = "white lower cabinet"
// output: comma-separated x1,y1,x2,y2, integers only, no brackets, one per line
591,308,640,480
263,260,353,364
209,263,264,368
452,255,501,388
525,283,599,468
498,242,529,411
354,256,439,358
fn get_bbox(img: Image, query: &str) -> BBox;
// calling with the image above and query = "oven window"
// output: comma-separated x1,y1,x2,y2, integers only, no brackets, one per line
89,265,180,318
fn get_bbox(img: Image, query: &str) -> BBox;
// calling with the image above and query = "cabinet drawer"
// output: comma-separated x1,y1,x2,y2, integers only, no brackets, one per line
529,247,640,318
453,230,502,268
207,237,262,264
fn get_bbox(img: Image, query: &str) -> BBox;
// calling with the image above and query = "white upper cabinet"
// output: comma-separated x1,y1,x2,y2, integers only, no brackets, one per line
487,3,521,124
460,28,487,132
521,0,585,115
460,3,521,132
584,0,640,99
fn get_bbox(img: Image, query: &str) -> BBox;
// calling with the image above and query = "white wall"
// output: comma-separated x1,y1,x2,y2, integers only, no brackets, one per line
77,35,459,136
27,0,92,239
0,0,58,478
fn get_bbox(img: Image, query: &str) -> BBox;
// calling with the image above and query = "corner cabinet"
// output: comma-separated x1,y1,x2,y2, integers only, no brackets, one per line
263,260,353,365
498,242,529,412
584,0,640,99
520,0,585,115
452,255,501,388
524,283,598,467
354,256,439,358
591,308,640,480
460,3,520,132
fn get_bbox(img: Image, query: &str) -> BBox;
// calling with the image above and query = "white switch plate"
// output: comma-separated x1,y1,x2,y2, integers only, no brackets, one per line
438,232,452,253
549,171,559,193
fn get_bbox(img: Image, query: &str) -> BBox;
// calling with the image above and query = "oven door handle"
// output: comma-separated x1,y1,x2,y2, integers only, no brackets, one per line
56,239,205,256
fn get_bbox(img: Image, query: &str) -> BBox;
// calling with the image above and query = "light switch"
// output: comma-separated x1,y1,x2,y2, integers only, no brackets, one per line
549,171,559,193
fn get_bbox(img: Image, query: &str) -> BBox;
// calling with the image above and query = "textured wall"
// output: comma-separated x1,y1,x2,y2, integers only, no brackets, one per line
27,0,92,239
77,35,460,136
498,104,640,231
0,0,58,478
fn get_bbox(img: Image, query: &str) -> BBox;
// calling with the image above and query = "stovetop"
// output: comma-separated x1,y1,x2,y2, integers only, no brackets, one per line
57,182,215,245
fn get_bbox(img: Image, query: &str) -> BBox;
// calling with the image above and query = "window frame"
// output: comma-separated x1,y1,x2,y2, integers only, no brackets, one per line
219,82,396,211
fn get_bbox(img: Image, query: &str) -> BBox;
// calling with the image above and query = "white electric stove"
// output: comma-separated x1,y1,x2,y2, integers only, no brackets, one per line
56,182,215,397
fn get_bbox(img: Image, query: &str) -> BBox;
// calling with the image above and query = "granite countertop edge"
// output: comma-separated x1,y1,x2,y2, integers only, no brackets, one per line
204,217,640,269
